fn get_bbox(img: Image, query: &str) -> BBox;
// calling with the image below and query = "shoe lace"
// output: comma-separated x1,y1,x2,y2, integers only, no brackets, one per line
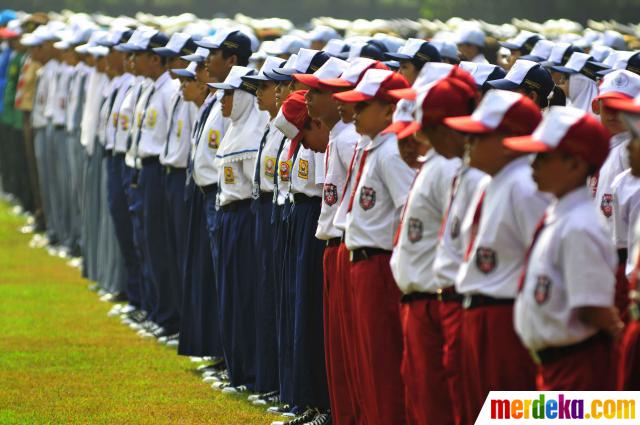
306,413,330,425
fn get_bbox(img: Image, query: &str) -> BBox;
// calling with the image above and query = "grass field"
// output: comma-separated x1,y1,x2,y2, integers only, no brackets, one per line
0,202,273,425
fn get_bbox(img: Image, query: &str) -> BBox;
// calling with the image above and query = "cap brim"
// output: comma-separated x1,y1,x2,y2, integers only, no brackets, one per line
500,42,521,50
292,73,322,90
604,98,640,113
181,53,205,62
384,52,412,61
550,65,578,74
207,82,237,90
520,54,544,62
383,60,400,70
485,78,520,91
444,116,493,133
383,120,420,139
114,44,138,53
597,68,615,77
272,67,297,77
263,69,292,81
317,78,353,90
333,90,375,103
502,135,552,153
241,74,271,83
387,87,417,101
195,40,218,49
153,47,180,57
171,68,195,78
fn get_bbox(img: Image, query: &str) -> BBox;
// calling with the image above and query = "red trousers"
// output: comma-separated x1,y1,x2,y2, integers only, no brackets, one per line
401,297,465,425
615,262,630,324
461,304,537,424
618,320,640,390
350,253,405,425
539,333,615,390
324,245,357,425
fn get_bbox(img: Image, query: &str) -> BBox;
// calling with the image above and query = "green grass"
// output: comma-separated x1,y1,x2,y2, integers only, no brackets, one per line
0,202,273,425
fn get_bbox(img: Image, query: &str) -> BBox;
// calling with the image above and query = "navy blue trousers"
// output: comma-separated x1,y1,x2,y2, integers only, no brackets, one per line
123,165,155,318
253,196,279,393
107,154,142,308
162,168,187,315
284,198,329,409
139,161,180,332
178,185,222,357
214,200,257,389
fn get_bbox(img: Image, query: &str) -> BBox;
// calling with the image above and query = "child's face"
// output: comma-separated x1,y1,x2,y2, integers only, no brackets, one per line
598,103,626,135
627,136,640,177
458,43,479,61
506,49,522,70
466,131,511,175
398,61,420,86
531,150,572,193
397,136,426,169
256,81,277,113
206,49,233,83
275,81,291,109
353,99,393,138
422,124,466,159
301,119,329,153
168,57,188,73
337,100,355,123
305,88,339,121
221,90,234,117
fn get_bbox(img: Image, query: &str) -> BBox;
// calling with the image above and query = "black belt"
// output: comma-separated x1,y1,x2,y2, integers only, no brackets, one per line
618,248,628,266
258,191,273,203
293,193,321,204
462,294,514,310
113,152,125,160
164,165,186,174
349,247,391,263
198,184,217,195
401,287,463,304
220,198,252,212
326,237,341,247
530,332,609,366
141,156,160,166
105,149,113,157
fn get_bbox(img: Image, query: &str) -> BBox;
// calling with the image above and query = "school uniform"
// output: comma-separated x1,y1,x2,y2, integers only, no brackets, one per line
315,119,359,425
344,131,415,425
431,165,486,425
159,92,195,316
619,214,640,390
136,70,181,334
41,58,61,243
515,186,617,390
456,157,549,417
390,150,460,425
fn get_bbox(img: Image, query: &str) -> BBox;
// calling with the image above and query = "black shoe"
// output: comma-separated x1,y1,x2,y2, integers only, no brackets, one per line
153,327,178,338
287,408,318,425
305,412,331,425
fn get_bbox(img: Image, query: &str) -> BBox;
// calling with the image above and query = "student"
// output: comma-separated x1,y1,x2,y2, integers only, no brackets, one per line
384,39,441,85
456,27,488,64
209,65,270,394
484,59,555,109
333,68,414,425
499,31,542,70
551,52,608,112
505,106,621,390
389,71,478,425
444,90,547,418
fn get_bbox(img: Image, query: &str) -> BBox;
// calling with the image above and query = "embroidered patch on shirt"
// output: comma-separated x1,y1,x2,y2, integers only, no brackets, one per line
600,193,613,218
323,183,338,206
208,129,221,149
264,156,276,178
298,159,309,180
120,115,130,131
112,112,118,128
534,275,552,304
359,186,376,211
407,217,423,243
224,166,235,184
279,160,292,182
176,120,183,138
475,247,497,274
146,109,158,129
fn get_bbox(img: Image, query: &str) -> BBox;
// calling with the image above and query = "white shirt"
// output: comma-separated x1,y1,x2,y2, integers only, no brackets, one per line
253,119,286,195
125,78,153,167
514,187,617,351
114,76,144,154
345,132,416,251
390,151,460,294
137,71,180,159
471,53,489,64
433,166,488,288
160,94,196,168
51,63,73,126
276,138,293,205
612,169,640,276
333,135,366,232
97,77,118,147
290,146,324,197
105,73,134,150
594,131,631,235
456,157,551,298
218,158,255,205
192,93,230,187
315,121,359,240
80,69,108,154
43,59,60,120
66,62,90,132
32,60,57,129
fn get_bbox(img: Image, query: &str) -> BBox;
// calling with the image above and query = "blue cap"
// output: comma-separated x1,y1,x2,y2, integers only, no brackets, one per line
153,33,198,57
501,33,543,54
271,49,331,81
485,60,553,99
196,29,252,57
384,39,441,64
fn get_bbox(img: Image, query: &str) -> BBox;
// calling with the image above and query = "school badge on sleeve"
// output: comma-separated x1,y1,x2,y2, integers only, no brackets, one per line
298,159,309,179
600,194,613,218
534,275,551,304
224,166,235,184
359,187,376,211
208,129,221,149
407,218,423,243
475,247,497,274
146,109,158,129
323,183,338,206
120,115,130,131
264,157,276,178
279,160,291,182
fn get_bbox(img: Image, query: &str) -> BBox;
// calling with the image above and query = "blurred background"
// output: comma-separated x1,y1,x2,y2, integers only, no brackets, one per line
4,0,640,24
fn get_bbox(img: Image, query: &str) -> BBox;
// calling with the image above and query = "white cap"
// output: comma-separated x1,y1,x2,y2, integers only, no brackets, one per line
308,25,340,43
412,62,454,90
324,39,348,57
209,65,255,90
603,30,627,51
503,59,539,84
431,40,458,61
337,57,377,85
526,40,554,61
590,45,613,63
311,56,348,80
596,70,640,100
456,27,485,47
265,35,308,56
470,90,524,129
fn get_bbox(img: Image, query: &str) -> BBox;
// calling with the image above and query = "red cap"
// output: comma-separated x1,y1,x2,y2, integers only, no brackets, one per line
274,90,310,158
332,69,409,104
591,70,640,112
504,106,610,169
417,76,478,128
318,58,388,91
292,57,349,91
0,28,19,39
444,90,541,135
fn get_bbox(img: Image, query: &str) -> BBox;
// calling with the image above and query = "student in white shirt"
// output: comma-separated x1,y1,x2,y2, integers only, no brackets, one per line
444,90,547,418
333,69,414,425
507,106,620,390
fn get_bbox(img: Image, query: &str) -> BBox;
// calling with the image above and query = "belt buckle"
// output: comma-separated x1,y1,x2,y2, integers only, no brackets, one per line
437,288,444,302
529,349,542,366
349,250,354,262
630,302,640,322
462,294,472,309
361,249,369,261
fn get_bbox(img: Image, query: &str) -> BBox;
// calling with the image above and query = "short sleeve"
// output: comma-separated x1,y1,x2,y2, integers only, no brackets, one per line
380,143,417,209
315,151,325,184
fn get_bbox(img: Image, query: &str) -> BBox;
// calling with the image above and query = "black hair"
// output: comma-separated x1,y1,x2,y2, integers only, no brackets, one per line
520,85,549,109
221,47,250,67
548,86,566,107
